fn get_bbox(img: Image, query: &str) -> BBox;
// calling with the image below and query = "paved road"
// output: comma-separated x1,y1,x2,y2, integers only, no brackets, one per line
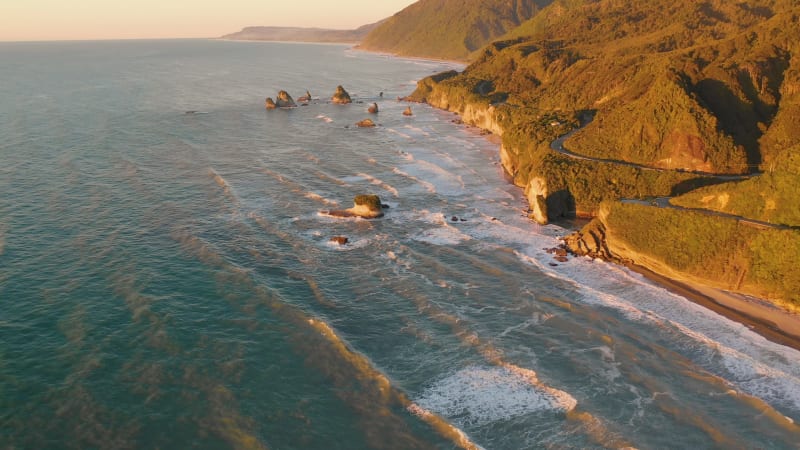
549,123,756,181
549,123,797,230
620,198,796,230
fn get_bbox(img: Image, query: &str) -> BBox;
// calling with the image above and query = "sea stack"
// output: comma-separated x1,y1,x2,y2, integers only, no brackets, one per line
331,85,352,104
265,97,277,110
356,118,376,128
403,106,413,116
368,103,379,114
275,90,297,108
326,194,384,219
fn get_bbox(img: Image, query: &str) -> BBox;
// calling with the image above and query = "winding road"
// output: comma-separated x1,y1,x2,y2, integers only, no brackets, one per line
548,122,756,181
548,123,796,230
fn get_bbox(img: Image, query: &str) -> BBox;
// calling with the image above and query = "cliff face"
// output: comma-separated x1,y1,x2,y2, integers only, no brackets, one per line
359,0,553,61
565,203,800,311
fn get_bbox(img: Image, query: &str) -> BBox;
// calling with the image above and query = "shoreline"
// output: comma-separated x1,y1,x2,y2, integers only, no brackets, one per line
625,263,800,351
369,46,800,354
418,95,800,353
349,46,469,67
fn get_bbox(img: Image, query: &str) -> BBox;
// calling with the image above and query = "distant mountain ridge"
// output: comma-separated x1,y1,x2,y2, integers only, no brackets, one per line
220,22,380,43
358,0,554,61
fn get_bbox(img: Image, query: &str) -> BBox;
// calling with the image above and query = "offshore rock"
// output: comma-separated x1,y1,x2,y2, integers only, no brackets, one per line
276,90,297,108
368,102,379,113
330,236,349,245
265,97,277,109
402,106,413,116
298,90,312,102
326,194,384,219
331,85,352,104
356,118,377,128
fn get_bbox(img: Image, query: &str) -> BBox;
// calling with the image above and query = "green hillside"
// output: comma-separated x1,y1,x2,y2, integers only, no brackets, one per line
358,0,553,61
407,0,800,308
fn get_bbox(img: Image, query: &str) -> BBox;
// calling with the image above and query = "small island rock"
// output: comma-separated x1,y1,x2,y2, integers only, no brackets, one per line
331,85,352,104
298,90,312,102
265,97,277,110
368,103,379,114
326,194,384,219
402,106,413,116
356,118,376,128
330,236,349,245
275,90,297,108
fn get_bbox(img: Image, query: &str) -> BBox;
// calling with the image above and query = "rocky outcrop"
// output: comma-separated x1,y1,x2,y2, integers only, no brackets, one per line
332,86,352,104
402,106,413,116
563,217,618,262
368,103,379,113
298,91,312,102
326,194,385,219
524,178,549,224
356,118,377,128
330,236,349,245
265,97,277,110
276,90,297,108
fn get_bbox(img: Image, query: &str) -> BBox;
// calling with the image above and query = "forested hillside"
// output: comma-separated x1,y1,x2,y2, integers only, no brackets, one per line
358,0,553,61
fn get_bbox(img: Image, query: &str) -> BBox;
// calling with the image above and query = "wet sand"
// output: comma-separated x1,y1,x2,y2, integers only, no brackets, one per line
626,263,800,352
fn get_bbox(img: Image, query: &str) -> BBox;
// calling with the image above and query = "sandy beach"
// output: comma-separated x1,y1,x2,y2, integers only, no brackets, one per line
627,263,800,352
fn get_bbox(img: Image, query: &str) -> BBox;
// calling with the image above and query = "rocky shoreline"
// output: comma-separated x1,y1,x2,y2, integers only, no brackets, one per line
403,93,800,351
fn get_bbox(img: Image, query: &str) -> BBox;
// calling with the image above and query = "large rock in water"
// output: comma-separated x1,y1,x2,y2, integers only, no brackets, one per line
275,90,297,107
326,194,384,219
265,97,277,109
331,85,352,104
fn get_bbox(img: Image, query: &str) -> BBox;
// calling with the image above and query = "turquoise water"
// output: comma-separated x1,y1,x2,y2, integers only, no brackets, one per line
1,40,799,449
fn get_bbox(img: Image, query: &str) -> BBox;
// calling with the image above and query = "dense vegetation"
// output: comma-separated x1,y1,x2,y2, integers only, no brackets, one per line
403,0,800,306
670,172,800,227
358,0,553,61
603,203,800,310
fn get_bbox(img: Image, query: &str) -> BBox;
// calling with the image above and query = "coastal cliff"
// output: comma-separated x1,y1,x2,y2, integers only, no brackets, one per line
406,0,800,310
565,202,800,313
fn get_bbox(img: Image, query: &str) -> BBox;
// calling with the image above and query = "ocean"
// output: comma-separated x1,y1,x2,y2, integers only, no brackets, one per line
0,39,798,449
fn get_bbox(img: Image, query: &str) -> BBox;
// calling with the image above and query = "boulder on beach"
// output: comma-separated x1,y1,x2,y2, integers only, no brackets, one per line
276,90,297,108
265,97,277,110
326,194,384,219
403,106,413,116
331,85,352,104
368,103,379,114
356,118,376,128
298,90,312,102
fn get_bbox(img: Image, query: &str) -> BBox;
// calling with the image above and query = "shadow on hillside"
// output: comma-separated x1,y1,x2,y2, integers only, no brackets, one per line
670,176,734,196
547,189,576,219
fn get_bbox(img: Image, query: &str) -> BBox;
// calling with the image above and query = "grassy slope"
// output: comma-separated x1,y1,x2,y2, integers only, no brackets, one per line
358,0,553,61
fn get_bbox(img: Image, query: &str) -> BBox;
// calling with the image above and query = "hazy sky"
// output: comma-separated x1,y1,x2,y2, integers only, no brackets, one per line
1,0,418,42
